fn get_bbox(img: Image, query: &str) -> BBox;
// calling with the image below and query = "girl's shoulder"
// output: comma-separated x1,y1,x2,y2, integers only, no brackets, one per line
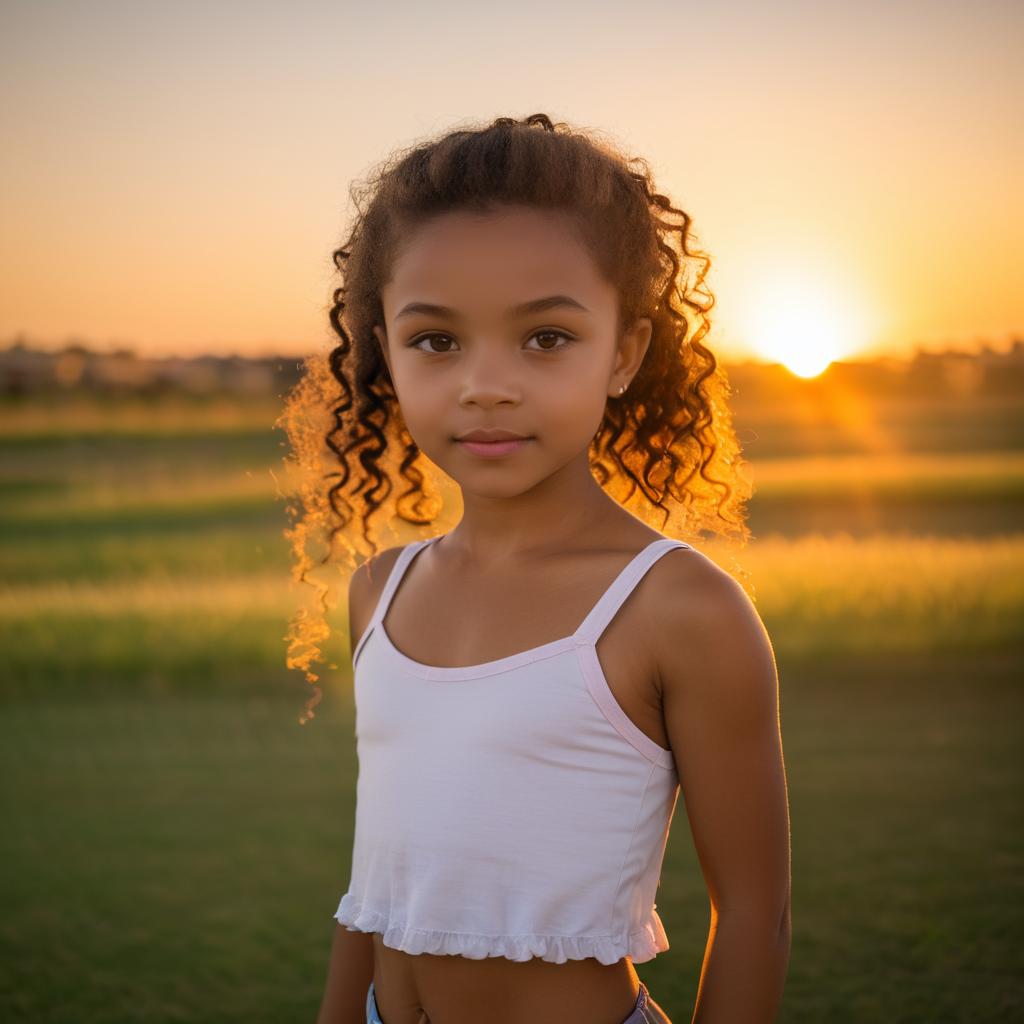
347,542,411,653
354,541,410,590
645,541,772,704
643,538,753,636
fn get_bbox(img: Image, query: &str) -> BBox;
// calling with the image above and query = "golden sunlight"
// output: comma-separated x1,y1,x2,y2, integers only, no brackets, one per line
740,268,870,378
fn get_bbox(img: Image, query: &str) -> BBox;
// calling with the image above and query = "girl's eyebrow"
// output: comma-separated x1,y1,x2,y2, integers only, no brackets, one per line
395,294,590,321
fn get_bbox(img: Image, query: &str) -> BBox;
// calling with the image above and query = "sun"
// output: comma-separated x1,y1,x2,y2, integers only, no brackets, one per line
739,269,871,378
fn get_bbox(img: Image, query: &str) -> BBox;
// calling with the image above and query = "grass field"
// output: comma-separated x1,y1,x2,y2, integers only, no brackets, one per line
1,394,1021,1022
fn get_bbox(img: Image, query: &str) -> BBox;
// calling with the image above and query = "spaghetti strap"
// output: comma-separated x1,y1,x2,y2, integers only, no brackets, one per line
573,538,692,647
351,537,438,666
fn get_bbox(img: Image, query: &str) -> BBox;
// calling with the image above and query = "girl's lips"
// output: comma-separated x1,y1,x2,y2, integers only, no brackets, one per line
456,437,533,458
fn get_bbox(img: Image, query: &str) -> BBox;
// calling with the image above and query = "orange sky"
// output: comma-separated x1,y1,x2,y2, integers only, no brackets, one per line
1,1,1020,364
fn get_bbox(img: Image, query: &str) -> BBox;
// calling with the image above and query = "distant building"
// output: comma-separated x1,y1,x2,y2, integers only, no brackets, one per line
0,336,1020,401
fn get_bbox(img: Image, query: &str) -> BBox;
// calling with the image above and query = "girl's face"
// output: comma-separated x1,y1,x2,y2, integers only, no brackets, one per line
374,204,651,498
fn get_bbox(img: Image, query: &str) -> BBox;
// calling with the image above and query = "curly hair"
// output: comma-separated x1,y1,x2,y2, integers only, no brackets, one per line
276,112,753,724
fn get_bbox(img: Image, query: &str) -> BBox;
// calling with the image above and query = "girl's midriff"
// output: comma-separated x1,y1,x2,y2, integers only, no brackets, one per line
371,938,644,1024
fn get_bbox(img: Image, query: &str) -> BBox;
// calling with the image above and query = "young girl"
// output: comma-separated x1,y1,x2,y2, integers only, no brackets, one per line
287,114,791,1024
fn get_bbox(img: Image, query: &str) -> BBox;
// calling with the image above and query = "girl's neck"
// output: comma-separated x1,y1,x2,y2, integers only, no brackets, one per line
440,500,643,569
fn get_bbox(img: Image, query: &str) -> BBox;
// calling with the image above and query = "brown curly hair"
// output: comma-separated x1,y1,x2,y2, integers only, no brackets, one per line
276,112,753,724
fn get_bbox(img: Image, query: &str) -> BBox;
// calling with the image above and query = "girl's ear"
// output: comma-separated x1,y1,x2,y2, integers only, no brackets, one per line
631,316,654,362
611,316,653,395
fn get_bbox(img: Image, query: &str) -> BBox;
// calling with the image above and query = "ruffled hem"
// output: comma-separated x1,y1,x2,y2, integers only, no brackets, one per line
333,892,669,966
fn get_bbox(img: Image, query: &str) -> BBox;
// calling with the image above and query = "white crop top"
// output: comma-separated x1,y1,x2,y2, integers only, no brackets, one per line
334,534,692,965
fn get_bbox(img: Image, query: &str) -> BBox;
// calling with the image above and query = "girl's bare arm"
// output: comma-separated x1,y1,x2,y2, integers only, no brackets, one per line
316,923,375,1024
657,551,792,1024
316,557,388,1023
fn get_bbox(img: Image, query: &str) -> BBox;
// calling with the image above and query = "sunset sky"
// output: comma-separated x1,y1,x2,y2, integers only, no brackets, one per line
1,0,1020,368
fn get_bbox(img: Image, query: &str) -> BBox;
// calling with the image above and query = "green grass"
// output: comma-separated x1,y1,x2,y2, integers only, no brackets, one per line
2,534,1021,698
1,399,1022,1021
660,650,1024,1021
0,694,356,1024
1,652,1020,1022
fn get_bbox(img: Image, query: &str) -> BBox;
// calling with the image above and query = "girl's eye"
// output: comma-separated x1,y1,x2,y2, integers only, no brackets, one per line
525,329,575,352
407,334,458,354
406,330,575,354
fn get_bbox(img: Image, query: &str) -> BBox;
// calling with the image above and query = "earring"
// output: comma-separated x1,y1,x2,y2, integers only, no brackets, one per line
618,384,626,395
